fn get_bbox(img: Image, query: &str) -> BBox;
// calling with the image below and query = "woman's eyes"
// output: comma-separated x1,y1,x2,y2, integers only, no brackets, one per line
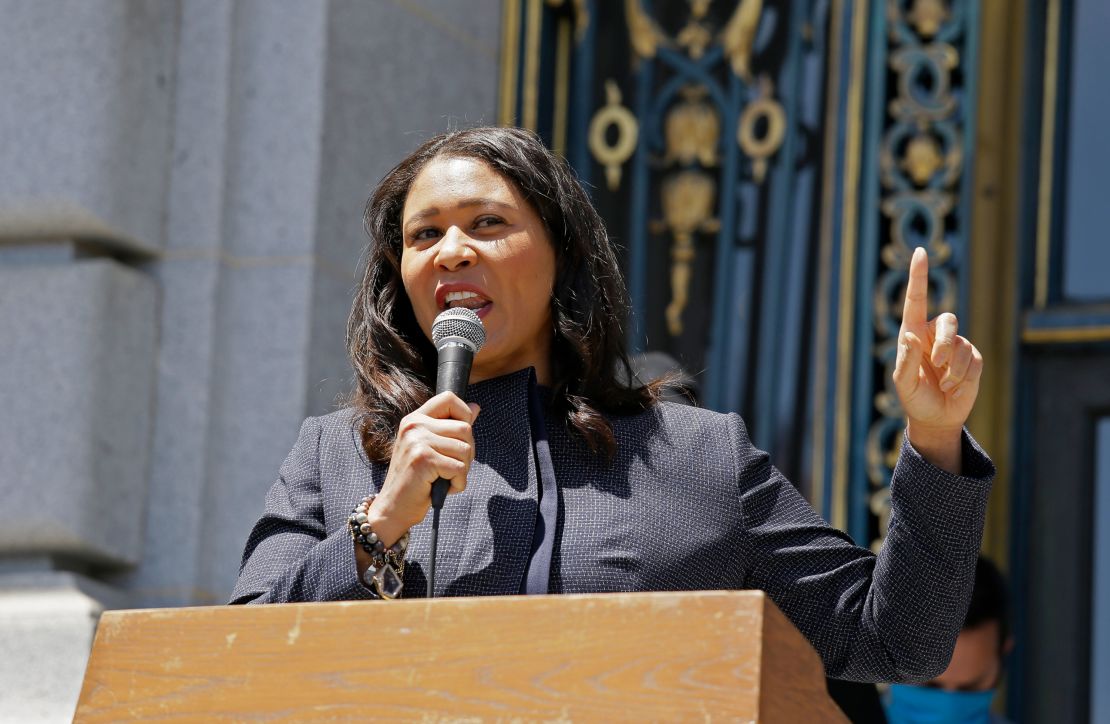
473,215,505,229
409,216,505,242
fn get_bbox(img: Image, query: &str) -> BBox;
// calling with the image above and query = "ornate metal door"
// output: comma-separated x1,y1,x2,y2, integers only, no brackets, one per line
499,0,980,549
500,2,1110,720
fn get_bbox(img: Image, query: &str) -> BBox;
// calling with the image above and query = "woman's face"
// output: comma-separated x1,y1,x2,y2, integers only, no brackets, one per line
400,156,557,384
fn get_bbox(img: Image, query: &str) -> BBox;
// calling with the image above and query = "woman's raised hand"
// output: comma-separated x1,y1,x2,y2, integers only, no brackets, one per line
891,247,983,473
366,392,479,547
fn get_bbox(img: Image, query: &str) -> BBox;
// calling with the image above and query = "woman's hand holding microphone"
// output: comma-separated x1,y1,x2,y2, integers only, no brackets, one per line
355,392,479,572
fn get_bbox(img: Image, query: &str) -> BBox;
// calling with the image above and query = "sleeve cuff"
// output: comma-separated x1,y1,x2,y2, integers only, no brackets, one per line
901,426,996,484
890,427,995,542
314,526,380,601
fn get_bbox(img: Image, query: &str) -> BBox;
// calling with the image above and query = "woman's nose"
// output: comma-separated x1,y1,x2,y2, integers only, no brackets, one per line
434,227,476,271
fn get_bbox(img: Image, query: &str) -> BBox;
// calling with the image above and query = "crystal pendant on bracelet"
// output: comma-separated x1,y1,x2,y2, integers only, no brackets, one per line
373,563,403,599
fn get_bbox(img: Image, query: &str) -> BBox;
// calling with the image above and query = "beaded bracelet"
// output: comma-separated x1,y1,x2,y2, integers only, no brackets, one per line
348,494,409,599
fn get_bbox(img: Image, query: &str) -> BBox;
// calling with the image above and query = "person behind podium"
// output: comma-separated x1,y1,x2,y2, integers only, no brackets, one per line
231,126,995,684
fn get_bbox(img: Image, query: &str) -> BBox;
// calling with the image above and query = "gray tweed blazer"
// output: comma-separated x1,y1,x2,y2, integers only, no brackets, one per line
231,368,994,683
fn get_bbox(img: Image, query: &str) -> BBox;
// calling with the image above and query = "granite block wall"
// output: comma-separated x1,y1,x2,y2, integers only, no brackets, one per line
0,259,156,565
0,0,501,719
0,0,176,251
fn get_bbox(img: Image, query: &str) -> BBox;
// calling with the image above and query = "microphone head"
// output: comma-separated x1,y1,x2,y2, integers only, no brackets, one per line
431,307,486,353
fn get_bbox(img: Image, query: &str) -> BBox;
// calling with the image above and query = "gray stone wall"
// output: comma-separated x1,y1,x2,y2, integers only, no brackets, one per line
0,1,500,720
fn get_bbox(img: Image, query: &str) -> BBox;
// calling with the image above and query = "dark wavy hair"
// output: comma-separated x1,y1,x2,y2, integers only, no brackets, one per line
346,126,660,462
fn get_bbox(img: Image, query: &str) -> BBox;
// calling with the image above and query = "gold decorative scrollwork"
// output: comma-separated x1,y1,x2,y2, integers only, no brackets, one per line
889,45,959,120
654,83,721,336
588,80,639,191
879,192,955,266
676,0,713,58
879,125,963,190
905,0,949,39
659,171,720,336
624,0,668,60
737,76,786,183
626,0,764,74
902,132,944,184
866,0,969,549
720,0,764,81
612,0,781,337
664,86,720,167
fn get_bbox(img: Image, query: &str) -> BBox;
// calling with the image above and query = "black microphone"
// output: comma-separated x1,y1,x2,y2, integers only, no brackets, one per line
427,307,485,597
430,307,486,509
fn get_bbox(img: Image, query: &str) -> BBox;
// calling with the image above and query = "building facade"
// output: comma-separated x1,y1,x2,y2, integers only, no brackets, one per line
1,1,1108,721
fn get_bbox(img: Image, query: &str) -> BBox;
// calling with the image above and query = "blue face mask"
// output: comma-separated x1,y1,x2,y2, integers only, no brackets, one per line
884,683,996,724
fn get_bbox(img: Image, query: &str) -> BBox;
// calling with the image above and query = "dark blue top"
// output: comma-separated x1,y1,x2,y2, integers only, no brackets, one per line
231,367,996,683
521,376,558,594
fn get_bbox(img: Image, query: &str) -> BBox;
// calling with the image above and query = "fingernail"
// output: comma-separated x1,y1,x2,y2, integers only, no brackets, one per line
940,380,955,391
952,386,964,399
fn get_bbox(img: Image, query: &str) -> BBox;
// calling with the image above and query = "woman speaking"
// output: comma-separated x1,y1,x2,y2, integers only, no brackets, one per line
231,126,993,683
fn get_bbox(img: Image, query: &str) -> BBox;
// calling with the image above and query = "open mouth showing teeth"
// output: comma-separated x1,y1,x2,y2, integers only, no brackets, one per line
444,290,492,315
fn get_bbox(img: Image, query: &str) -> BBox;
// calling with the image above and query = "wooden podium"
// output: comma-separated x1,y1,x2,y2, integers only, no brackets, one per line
75,590,848,722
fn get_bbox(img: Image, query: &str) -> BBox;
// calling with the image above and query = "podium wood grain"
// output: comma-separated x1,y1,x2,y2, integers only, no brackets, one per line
75,590,848,722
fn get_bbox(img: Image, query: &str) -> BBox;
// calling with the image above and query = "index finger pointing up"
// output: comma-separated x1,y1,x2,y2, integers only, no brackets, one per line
901,247,930,336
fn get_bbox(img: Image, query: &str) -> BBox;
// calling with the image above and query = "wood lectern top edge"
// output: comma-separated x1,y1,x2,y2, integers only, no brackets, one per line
98,587,768,618
78,589,849,722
